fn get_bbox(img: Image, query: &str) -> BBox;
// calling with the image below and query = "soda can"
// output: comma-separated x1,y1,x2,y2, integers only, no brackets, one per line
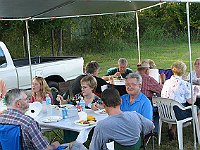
62,107,68,119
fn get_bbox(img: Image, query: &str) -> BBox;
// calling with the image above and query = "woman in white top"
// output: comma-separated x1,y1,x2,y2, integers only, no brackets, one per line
187,58,200,85
161,61,199,141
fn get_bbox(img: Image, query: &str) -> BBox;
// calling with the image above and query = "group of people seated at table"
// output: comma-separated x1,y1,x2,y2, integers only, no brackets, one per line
1,57,200,149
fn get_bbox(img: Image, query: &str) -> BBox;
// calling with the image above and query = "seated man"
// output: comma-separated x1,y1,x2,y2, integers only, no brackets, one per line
121,73,153,120
72,61,108,97
137,61,163,100
102,58,132,81
89,88,154,149
0,88,60,150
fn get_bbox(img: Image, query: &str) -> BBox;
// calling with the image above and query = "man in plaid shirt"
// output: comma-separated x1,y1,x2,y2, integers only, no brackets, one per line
0,88,60,150
137,61,163,100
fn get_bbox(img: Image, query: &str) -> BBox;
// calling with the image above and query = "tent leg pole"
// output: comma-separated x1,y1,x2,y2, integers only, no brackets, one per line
186,2,197,150
136,12,140,63
25,20,33,88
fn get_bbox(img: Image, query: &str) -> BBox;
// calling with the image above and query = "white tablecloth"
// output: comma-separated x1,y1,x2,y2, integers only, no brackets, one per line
35,107,108,143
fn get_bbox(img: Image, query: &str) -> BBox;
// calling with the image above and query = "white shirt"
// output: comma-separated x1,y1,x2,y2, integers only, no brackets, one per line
187,71,200,81
161,75,191,104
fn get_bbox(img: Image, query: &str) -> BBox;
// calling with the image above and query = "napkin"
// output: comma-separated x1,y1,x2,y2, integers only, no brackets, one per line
149,69,160,83
25,102,42,118
0,100,7,112
78,111,87,121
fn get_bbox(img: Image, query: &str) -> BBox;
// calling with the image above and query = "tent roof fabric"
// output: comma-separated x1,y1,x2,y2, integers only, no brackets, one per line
1,0,200,20
0,0,163,20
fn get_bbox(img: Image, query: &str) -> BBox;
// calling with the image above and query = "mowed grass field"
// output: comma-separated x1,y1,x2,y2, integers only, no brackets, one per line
83,42,200,77
81,41,200,150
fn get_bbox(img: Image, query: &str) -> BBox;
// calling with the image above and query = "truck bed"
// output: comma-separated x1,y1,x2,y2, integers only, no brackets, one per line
13,56,81,67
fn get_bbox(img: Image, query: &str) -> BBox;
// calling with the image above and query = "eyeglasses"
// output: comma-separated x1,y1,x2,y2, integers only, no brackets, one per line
125,83,140,87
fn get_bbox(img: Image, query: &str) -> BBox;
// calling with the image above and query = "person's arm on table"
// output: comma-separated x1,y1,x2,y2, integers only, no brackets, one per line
45,141,60,150
56,95,68,105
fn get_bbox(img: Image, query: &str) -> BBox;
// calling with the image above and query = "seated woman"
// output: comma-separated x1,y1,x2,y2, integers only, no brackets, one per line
161,61,199,141
57,75,103,111
187,58,200,85
0,79,7,100
58,75,103,143
30,76,53,104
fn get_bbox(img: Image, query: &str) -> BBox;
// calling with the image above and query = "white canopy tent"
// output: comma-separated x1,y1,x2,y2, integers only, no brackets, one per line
0,0,200,149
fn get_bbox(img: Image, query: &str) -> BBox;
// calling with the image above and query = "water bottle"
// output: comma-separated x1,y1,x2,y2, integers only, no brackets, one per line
79,97,85,111
62,107,68,119
46,94,52,116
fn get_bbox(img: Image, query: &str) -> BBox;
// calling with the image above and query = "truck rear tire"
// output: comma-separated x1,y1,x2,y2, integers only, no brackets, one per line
48,81,59,91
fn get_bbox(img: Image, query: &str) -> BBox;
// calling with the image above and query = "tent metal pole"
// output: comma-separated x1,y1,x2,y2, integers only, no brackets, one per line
25,20,33,88
186,2,197,150
136,12,141,63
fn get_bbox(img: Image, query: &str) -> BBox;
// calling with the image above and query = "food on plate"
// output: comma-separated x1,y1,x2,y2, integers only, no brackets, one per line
79,120,90,124
78,116,97,125
87,116,96,121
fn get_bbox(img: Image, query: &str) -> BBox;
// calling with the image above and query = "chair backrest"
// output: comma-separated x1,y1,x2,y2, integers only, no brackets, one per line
0,124,22,150
152,97,193,123
50,87,59,105
58,79,75,98
158,69,173,80
114,137,142,150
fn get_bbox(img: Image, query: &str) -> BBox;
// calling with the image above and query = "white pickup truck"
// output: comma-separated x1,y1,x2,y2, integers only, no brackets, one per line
0,41,84,90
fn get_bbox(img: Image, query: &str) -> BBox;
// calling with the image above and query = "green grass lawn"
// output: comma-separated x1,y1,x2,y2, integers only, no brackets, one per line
82,42,200,77
44,122,200,150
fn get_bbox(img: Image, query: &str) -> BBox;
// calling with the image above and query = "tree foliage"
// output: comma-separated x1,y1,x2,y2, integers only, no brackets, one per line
0,3,200,57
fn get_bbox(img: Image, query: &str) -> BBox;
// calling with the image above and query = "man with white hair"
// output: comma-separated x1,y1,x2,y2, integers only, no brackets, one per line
102,58,133,81
0,88,60,150
121,73,153,120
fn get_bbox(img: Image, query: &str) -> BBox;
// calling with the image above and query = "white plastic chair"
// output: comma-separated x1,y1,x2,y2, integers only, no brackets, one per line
152,97,200,150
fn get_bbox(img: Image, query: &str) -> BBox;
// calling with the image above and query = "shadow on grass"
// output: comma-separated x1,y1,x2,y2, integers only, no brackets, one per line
146,123,200,150
42,123,200,150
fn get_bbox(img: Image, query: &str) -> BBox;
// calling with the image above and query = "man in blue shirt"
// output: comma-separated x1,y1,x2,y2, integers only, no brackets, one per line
120,73,153,120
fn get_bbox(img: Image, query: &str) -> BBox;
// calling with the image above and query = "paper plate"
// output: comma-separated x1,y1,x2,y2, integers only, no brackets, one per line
41,116,62,123
25,102,42,118
94,109,107,115
59,104,74,109
74,120,96,126
113,80,125,85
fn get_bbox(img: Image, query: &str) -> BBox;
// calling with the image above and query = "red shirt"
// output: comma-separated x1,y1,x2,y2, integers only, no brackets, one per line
30,93,54,104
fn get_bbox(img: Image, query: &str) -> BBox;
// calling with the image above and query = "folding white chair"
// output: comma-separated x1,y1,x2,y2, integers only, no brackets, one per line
152,97,200,150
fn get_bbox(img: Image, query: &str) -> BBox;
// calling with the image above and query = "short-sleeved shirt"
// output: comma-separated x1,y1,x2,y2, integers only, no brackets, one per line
187,71,200,81
74,93,102,109
89,111,154,150
0,109,49,150
120,92,153,120
141,74,162,99
105,67,133,78
161,75,191,104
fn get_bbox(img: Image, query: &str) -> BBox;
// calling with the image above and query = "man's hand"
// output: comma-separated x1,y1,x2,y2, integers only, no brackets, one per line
46,141,60,150
114,72,121,77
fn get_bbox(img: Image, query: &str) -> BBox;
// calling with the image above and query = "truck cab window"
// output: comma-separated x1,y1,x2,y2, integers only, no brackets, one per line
0,47,7,67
